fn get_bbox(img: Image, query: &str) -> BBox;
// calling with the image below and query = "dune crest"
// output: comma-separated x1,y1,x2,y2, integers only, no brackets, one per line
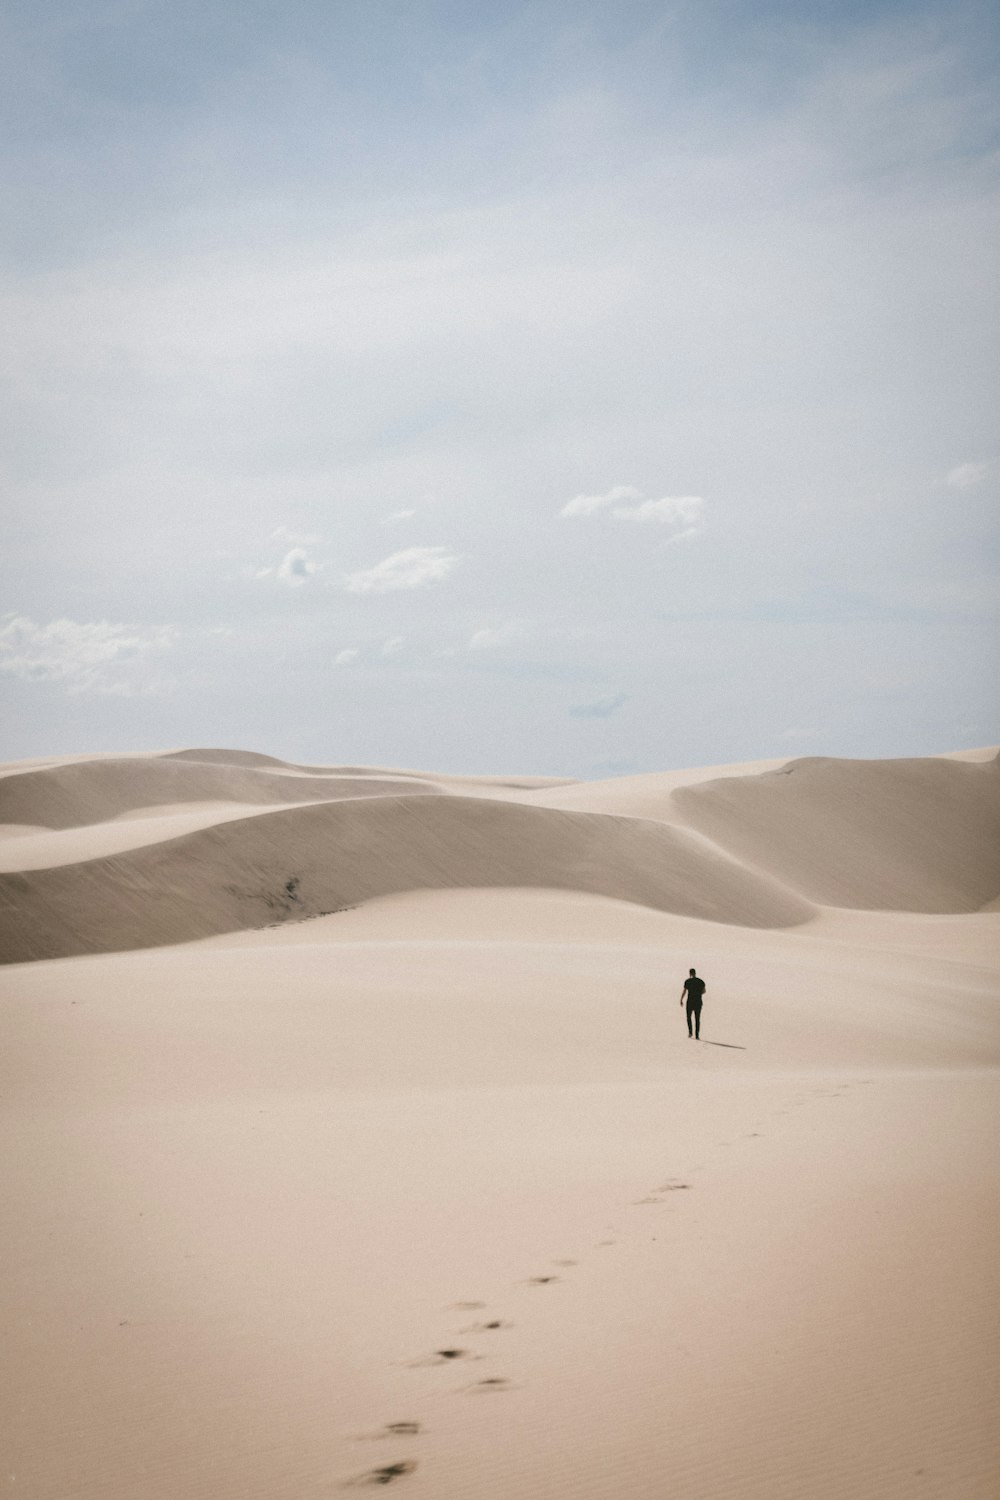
0,755,445,831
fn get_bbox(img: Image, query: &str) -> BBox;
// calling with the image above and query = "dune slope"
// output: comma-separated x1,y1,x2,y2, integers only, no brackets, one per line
674,752,1000,912
0,794,814,963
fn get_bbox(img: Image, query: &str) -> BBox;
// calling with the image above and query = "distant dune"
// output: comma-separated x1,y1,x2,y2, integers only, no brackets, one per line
0,745,997,963
0,754,446,830
674,752,1000,912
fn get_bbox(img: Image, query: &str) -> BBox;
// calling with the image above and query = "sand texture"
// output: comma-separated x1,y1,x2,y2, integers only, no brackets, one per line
1,745,998,1499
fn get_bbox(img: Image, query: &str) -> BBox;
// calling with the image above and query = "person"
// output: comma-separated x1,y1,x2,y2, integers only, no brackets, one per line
680,968,706,1039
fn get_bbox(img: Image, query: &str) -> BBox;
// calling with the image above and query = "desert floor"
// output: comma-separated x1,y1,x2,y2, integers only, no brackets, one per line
1,747,997,1499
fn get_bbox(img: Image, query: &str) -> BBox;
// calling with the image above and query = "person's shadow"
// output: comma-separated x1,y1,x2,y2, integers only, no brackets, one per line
701,1040,746,1050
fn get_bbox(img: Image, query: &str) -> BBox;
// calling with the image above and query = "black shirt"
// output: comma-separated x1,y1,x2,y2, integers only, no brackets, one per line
683,976,706,1000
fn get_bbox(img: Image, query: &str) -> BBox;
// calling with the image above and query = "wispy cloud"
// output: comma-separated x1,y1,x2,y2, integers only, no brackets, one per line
560,487,704,539
560,485,642,517
946,462,990,490
383,508,416,524
381,635,406,655
0,614,176,695
345,546,460,594
334,647,359,665
569,691,628,719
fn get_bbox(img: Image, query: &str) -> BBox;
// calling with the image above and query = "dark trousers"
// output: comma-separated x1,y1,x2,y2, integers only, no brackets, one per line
686,998,702,1038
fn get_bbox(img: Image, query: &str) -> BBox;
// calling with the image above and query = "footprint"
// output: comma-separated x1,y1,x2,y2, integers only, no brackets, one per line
342,1459,417,1487
460,1319,511,1333
464,1377,521,1394
354,1422,422,1442
632,1196,664,1206
450,1301,486,1310
552,1259,577,1267
523,1275,559,1285
658,1181,692,1192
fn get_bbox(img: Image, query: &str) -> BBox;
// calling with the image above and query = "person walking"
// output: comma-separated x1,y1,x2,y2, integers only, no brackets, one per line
680,968,706,1039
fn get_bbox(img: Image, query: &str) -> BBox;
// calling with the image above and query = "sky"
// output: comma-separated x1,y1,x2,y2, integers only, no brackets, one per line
1,0,998,776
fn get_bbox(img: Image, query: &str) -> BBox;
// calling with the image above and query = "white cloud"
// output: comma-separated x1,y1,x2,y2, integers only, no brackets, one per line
381,635,406,655
0,614,176,695
946,462,989,490
383,508,416,524
334,647,359,665
345,546,460,594
559,487,705,538
614,496,703,531
559,485,642,518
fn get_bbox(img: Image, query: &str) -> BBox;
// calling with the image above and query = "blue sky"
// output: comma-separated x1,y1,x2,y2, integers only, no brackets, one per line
2,0,998,773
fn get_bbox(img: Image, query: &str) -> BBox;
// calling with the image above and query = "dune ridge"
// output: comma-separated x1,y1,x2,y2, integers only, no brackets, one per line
1,746,998,963
0,794,815,964
160,745,574,791
0,755,446,831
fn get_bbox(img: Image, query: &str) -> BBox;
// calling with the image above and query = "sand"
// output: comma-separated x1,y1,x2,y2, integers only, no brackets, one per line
0,746,997,1499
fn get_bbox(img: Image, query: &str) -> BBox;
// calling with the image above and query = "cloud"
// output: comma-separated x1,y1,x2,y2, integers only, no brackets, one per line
616,496,703,532
468,621,527,650
946,462,989,490
381,635,405,655
383,508,416,523
560,487,705,538
345,546,460,594
569,691,628,719
0,614,176,695
334,647,359,665
559,485,642,517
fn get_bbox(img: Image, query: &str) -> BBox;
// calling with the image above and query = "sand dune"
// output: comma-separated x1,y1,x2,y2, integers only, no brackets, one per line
160,745,574,793
528,751,1000,913
523,755,789,821
2,746,999,961
0,793,814,963
0,802,308,873
674,751,1000,912
0,754,446,830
